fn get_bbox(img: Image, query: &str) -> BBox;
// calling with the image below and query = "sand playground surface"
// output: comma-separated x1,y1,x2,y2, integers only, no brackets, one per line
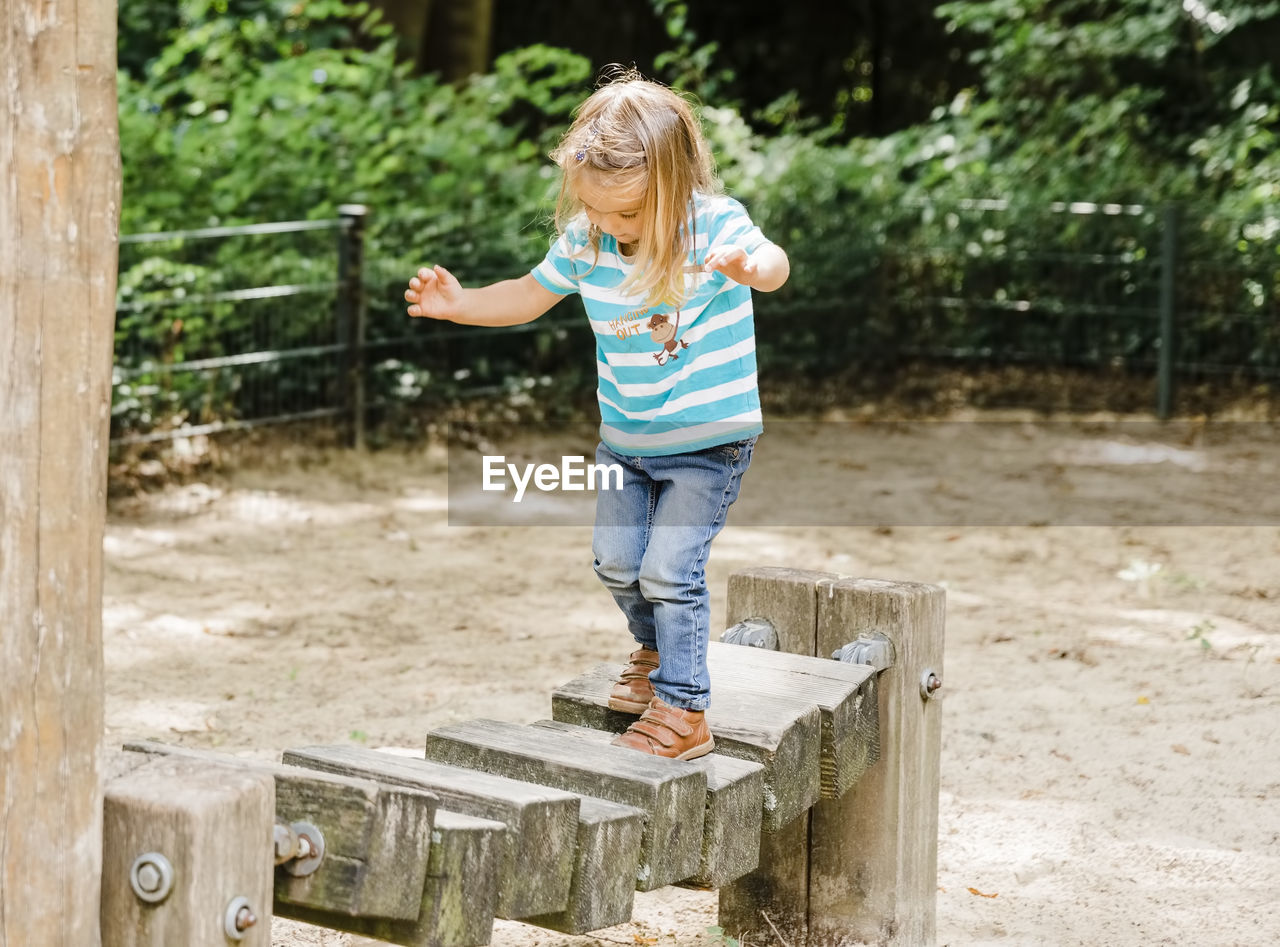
103,413,1280,947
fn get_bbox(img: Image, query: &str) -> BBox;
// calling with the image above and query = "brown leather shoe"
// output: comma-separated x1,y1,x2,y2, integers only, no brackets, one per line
608,648,659,714
611,698,715,760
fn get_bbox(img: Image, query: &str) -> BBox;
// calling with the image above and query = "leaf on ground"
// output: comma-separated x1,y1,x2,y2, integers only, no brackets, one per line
967,887,999,898
1136,695,1150,705
1171,743,1190,755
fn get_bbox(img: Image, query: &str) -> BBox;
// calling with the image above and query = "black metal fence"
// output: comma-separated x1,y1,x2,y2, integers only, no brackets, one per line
113,213,356,444
878,200,1279,418
109,199,1278,447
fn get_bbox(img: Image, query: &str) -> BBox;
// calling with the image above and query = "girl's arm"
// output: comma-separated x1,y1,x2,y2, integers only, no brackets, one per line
703,243,790,293
405,266,562,326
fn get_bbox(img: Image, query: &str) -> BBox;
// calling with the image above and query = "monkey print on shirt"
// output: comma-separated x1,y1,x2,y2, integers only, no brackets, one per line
647,312,689,366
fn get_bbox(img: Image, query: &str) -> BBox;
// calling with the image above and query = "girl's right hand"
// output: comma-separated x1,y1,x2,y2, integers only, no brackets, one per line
405,265,463,321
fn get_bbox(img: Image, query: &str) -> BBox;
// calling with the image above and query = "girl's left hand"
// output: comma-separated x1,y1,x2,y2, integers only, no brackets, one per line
703,246,758,285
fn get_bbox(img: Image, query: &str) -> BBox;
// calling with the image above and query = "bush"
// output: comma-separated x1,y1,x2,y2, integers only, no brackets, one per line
116,0,1279,438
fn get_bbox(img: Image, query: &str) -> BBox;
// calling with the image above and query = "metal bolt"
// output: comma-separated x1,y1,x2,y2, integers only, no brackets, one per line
273,822,295,862
833,631,896,671
235,905,258,931
920,670,943,700
720,617,779,650
224,896,255,941
129,852,174,904
136,863,161,892
283,821,325,877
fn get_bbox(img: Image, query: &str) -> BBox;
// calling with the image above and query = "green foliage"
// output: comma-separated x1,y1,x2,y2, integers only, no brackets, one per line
1186,619,1215,653
116,2,594,435
115,0,1280,441
710,0,1280,383
118,8,581,236
705,925,741,947
647,0,737,106
931,0,1280,205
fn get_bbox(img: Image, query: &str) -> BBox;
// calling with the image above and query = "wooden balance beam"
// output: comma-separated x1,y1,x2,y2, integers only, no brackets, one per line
100,569,943,947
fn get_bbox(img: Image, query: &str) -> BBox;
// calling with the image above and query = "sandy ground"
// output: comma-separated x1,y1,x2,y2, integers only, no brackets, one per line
103,413,1280,947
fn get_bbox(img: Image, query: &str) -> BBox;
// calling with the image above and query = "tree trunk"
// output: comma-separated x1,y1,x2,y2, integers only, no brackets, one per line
370,0,495,79
368,0,433,70
0,0,120,944
421,0,495,80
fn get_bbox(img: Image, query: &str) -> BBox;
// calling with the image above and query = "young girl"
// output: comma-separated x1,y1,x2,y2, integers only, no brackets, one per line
404,72,789,761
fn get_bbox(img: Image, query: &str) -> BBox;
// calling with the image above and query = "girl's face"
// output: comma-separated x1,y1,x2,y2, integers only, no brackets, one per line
575,171,647,248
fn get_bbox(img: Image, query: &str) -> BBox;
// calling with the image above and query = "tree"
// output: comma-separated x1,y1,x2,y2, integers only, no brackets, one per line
371,0,495,79
0,0,120,943
933,0,1280,199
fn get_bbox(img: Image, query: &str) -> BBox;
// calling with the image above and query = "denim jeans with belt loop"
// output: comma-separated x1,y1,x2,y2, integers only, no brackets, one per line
591,436,757,711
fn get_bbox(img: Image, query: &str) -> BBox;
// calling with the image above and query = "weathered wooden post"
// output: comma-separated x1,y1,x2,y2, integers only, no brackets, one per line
718,568,945,946
0,0,120,944
101,757,276,947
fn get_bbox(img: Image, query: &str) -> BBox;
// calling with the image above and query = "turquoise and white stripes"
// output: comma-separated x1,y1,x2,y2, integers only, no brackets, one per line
531,193,770,456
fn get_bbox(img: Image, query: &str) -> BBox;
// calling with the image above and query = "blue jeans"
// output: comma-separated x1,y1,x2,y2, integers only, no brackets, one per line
591,437,757,710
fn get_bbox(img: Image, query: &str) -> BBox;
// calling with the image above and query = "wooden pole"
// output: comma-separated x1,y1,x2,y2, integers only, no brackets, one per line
718,568,836,946
717,569,945,946
811,578,945,946
0,1,120,944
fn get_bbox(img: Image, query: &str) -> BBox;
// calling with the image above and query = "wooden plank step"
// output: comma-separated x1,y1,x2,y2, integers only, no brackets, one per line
283,747,649,931
423,719,706,892
124,741,436,922
551,666,822,831
283,810,504,947
519,794,645,935
282,745,579,921
532,719,765,889
705,641,880,798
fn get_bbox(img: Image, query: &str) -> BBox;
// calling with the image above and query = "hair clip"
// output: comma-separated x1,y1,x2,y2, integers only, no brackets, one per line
575,120,601,163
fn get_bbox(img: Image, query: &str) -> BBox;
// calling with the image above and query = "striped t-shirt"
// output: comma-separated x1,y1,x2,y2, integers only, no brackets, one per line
531,192,770,456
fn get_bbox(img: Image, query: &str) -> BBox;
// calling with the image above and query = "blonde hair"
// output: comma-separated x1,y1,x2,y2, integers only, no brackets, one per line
551,70,720,308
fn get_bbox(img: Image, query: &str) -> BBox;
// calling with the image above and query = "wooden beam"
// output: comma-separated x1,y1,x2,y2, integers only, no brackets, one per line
720,570,946,946
284,810,505,947
0,0,119,942
281,745,580,920
532,719,765,889
284,744,646,933
706,641,878,799
101,757,275,947
552,664,821,831
423,719,707,891
519,794,646,935
125,741,438,922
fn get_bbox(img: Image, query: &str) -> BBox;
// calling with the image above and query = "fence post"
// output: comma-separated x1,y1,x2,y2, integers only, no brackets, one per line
1157,204,1178,420
337,204,370,449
